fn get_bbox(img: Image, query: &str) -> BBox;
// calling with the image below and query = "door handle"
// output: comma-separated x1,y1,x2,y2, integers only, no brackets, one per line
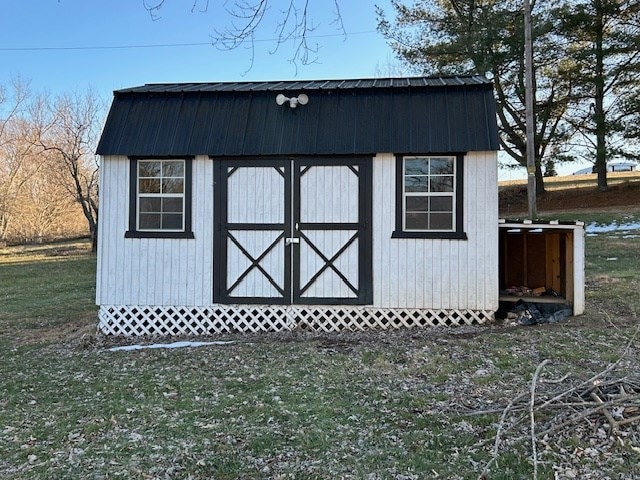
285,237,300,246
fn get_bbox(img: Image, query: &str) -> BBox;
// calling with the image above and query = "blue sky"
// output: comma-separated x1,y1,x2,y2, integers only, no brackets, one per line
0,1,567,178
0,1,397,97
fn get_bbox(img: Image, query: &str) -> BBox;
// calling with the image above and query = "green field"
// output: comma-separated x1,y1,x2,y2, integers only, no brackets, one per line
1,210,639,479
499,171,640,190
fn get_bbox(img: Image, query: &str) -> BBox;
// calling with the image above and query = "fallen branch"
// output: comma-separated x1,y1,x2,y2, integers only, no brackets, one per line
478,390,529,479
530,359,550,480
538,324,640,411
475,323,640,478
538,394,640,438
590,391,618,431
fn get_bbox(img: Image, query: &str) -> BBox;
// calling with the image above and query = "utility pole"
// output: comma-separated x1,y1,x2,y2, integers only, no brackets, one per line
524,0,537,219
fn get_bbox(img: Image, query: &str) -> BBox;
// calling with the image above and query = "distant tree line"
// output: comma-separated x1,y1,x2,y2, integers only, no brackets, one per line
0,79,100,248
378,0,640,192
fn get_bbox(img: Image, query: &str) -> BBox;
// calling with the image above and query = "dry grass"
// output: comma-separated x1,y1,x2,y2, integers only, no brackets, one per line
1,219,639,479
499,174,640,217
499,171,640,189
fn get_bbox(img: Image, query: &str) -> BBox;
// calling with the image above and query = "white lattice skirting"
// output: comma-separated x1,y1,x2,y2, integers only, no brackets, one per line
98,304,494,336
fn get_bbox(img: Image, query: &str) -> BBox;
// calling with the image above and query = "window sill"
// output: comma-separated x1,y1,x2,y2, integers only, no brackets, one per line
391,230,468,240
125,230,195,239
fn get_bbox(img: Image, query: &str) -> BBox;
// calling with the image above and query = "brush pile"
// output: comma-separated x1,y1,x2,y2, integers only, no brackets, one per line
474,358,640,479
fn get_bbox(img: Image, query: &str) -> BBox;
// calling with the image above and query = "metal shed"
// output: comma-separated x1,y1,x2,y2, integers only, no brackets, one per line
96,76,501,336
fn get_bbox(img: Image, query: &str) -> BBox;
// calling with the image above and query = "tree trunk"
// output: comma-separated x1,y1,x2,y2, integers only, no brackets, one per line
77,198,98,252
91,223,98,253
0,213,8,245
594,0,608,190
535,161,545,195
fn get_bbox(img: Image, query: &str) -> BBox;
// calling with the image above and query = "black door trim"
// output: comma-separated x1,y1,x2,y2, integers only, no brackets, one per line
213,156,373,305
213,158,291,304
292,156,373,305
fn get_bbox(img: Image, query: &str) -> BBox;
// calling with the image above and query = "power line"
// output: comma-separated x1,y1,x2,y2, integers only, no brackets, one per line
0,42,210,51
0,30,377,52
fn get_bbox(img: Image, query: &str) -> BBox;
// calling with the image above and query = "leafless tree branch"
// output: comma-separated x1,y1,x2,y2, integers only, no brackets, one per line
144,1,344,71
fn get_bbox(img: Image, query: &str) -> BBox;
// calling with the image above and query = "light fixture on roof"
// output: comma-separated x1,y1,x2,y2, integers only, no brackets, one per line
276,93,308,109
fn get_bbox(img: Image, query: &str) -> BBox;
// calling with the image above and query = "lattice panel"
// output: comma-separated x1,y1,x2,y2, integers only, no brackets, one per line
98,304,493,336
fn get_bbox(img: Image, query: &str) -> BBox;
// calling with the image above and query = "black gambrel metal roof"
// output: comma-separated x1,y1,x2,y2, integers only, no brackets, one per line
97,76,499,157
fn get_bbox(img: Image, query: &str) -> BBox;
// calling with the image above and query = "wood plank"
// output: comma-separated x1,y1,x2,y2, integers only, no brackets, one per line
544,233,561,292
565,232,574,304
499,295,568,305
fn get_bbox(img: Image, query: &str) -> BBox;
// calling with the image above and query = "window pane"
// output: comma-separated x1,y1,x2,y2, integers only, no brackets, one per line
139,213,161,230
430,196,453,212
139,178,161,193
400,155,459,233
136,159,188,232
405,158,429,175
430,176,454,192
139,197,161,213
163,161,184,177
430,213,453,230
139,161,161,178
406,213,430,230
405,176,429,192
430,158,454,175
162,213,183,230
163,197,183,213
406,196,429,212
162,178,184,194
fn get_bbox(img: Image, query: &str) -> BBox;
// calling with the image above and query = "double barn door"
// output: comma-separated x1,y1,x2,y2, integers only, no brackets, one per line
214,157,372,305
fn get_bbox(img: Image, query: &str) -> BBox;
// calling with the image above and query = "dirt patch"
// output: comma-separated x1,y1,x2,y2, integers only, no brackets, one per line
500,181,640,216
12,318,97,350
70,313,638,356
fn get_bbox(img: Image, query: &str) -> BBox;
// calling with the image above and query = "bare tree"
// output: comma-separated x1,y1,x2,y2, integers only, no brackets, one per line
13,167,82,243
373,53,415,78
0,79,43,244
142,0,345,71
1,82,100,245
32,91,101,251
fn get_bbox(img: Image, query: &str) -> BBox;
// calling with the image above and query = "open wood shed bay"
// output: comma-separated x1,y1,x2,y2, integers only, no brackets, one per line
95,76,581,336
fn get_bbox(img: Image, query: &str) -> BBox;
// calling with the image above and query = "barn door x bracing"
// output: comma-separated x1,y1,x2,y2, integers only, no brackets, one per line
214,157,372,305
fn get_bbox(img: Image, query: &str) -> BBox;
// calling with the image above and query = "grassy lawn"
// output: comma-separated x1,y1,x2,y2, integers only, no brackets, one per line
499,171,640,190
1,215,639,479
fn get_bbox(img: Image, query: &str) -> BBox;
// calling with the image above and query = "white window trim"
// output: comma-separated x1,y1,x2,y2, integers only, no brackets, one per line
402,155,456,233
136,159,186,232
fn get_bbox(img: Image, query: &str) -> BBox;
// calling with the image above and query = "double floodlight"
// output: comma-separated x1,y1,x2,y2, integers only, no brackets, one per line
276,93,309,109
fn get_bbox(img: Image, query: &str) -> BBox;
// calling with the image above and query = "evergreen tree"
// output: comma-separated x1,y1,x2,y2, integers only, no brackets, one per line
378,0,574,193
556,0,640,190
543,158,558,177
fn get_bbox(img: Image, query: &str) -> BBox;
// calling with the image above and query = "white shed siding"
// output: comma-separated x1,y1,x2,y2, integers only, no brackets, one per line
227,167,284,224
371,152,498,311
299,166,359,223
96,155,214,306
97,152,498,312
299,230,359,299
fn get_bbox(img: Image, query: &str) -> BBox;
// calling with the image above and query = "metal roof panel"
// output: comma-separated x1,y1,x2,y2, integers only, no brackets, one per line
98,76,499,156
115,75,492,94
